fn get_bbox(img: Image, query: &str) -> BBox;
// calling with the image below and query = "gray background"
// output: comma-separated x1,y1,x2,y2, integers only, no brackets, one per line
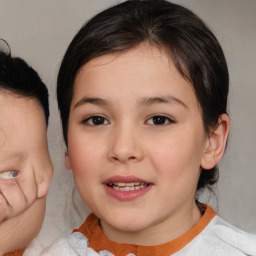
1,0,255,248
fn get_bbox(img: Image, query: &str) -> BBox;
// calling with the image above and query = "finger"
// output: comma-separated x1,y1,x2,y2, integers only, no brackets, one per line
35,161,53,198
15,164,38,206
0,180,27,221
33,150,53,198
0,191,9,222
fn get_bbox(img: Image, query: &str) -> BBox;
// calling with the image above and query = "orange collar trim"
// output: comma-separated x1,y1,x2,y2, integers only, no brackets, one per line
4,249,24,256
74,205,216,255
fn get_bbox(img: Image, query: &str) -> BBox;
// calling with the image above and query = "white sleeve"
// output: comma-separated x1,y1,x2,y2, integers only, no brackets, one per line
173,216,256,256
41,232,100,256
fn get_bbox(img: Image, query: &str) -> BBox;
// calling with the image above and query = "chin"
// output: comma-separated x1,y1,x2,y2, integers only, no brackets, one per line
105,214,151,233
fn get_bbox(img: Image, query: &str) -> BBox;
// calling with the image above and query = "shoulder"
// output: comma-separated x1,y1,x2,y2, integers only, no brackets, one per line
211,216,256,252
41,232,99,256
186,215,256,256
42,214,100,256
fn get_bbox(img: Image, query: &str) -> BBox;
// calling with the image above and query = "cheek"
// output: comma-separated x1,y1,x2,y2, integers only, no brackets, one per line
69,149,96,177
68,144,100,202
149,137,202,202
68,135,104,180
149,130,204,179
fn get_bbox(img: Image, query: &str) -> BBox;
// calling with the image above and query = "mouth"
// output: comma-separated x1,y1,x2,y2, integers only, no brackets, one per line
103,176,152,201
107,182,149,191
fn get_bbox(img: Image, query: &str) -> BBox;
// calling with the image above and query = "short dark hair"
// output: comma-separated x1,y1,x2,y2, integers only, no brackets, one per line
0,43,49,125
57,0,229,192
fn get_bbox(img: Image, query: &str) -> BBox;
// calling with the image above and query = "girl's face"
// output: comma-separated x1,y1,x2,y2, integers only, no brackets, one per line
66,45,215,245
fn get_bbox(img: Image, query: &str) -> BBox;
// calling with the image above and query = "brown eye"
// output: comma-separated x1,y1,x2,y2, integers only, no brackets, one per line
83,115,109,126
146,115,174,125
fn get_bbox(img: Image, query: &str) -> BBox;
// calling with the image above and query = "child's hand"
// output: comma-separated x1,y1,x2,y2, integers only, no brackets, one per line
0,169,37,223
0,95,53,224
0,157,52,223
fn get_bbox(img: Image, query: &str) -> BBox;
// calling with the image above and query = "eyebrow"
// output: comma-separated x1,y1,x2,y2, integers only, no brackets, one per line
139,96,188,108
73,97,110,109
73,95,187,109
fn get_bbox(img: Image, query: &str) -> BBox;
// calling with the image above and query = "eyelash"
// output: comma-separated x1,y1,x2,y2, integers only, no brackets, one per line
82,114,174,126
82,115,110,126
146,115,175,126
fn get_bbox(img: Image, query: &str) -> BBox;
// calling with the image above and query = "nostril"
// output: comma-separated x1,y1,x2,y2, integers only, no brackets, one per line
112,155,136,161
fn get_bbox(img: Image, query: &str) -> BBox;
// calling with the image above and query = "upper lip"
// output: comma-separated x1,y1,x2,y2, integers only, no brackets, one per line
103,175,151,184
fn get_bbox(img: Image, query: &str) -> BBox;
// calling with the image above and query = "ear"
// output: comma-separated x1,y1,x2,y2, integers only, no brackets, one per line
65,151,71,170
201,114,230,170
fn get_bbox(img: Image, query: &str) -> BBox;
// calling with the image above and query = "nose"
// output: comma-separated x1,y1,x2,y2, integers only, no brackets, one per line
107,125,144,163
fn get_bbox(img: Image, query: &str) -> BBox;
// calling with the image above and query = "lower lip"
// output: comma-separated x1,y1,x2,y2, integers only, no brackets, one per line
104,184,152,201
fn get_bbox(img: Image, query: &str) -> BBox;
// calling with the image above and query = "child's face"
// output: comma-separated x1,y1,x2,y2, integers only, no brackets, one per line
0,92,53,222
66,45,212,243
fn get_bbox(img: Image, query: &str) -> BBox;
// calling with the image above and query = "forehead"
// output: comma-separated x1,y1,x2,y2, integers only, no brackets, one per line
0,91,46,153
78,44,172,74
78,46,173,90
72,45,198,109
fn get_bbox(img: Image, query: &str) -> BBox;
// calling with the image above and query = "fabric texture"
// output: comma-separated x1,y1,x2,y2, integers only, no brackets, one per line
42,205,256,256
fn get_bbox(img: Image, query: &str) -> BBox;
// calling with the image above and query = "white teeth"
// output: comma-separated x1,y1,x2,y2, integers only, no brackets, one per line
111,182,145,187
107,181,149,191
111,183,148,191
114,182,126,187
126,183,135,187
